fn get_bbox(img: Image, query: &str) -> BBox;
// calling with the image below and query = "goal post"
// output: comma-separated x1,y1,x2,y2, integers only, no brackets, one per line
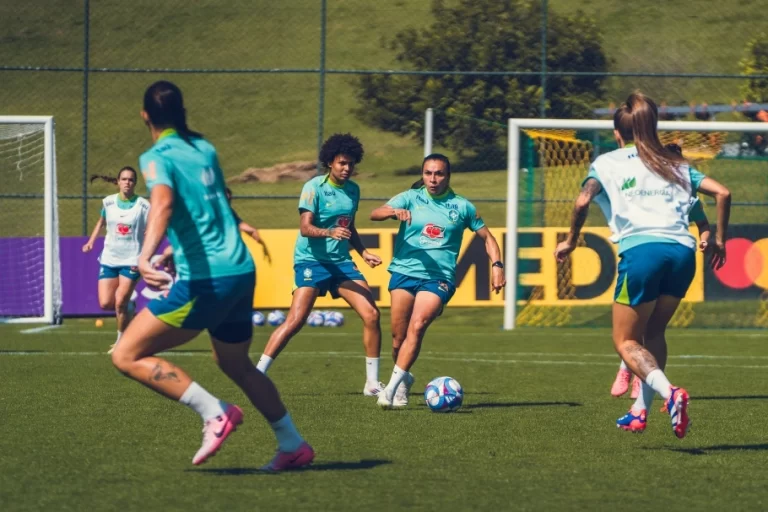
0,116,61,324
505,118,768,330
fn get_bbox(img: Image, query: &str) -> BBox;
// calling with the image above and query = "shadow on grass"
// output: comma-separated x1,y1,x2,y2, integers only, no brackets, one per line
653,444,768,456
466,401,582,410
694,395,768,401
187,459,392,475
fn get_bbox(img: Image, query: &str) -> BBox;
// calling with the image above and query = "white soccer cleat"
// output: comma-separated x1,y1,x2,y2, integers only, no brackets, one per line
377,389,394,410
392,372,414,408
363,381,385,397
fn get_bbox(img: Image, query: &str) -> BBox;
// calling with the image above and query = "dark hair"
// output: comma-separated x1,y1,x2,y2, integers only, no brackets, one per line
613,91,689,190
411,153,451,189
143,80,203,147
90,166,137,186
318,133,364,169
665,143,683,156
225,187,233,201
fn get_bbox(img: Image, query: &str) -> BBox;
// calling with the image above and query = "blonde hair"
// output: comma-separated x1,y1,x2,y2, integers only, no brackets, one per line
613,91,689,190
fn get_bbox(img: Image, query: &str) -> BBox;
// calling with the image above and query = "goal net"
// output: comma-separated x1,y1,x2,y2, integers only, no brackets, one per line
0,117,61,324
505,119,768,330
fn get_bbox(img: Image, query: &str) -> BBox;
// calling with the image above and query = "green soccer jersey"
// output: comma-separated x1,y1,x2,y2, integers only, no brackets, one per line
139,130,254,280
387,187,485,283
293,175,360,264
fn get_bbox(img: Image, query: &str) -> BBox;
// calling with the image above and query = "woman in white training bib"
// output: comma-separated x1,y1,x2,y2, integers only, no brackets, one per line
83,167,149,353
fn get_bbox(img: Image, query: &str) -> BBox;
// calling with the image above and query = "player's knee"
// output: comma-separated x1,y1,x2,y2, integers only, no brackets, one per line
110,347,133,374
217,357,251,381
114,296,129,313
99,297,115,310
408,317,431,338
361,306,380,328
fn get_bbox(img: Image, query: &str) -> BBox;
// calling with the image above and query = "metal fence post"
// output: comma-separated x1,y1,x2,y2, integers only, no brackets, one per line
316,0,327,174
539,0,548,119
81,0,90,235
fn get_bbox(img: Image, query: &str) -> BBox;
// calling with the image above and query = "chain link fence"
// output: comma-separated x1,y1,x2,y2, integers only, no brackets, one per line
2,0,768,236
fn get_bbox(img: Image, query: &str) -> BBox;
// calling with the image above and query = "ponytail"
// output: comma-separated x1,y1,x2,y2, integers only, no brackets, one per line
614,92,689,190
89,166,137,186
411,178,424,189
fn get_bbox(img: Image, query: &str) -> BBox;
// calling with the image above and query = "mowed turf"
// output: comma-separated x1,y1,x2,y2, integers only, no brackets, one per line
1,309,767,511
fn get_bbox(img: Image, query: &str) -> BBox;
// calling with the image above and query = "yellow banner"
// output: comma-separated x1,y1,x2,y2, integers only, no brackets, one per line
242,227,704,308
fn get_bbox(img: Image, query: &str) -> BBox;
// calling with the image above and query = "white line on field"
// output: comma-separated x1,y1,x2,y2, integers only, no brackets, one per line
2,349,768,369
19,325,61,334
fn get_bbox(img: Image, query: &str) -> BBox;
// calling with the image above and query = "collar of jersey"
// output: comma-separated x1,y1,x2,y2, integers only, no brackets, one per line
322,173,345,189
157,128,178,142
117,194,138,205
424,187,453,201
624,143,636,148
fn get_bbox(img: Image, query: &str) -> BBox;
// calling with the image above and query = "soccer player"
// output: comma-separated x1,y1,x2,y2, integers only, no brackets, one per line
111,80,313,470
225,187,271,263
610,144,711,399
555,91,731,438
83,167,149,354
370,153,505,409
255,133,385,396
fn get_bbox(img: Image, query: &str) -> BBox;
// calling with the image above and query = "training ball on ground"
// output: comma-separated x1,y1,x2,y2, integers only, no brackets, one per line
424,376,464,413
323,310,344,327
267,310,286,326
307,311,324,327
251,311,265,326
95,319,104,327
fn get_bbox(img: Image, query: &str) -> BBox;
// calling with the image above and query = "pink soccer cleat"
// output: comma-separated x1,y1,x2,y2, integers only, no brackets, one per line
630,375,641,399
666,387,691,439
261,442,315,472
191,404,244,465
611,368,632,397
616,407,647,433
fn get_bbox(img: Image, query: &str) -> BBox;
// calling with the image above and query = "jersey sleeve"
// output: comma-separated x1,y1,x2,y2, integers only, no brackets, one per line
298,180,319,215
689,198,707,224
689,168,706,191
100,208,106,219
140,154,174,190
386,191,411,210
581,165,603,189
230,207,243,225
465,201,486,232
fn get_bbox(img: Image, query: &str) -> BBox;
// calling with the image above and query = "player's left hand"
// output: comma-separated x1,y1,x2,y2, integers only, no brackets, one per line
361,250,382,268
554,239,576,263
139,257,173,289
259,241,272,264
491,266,506,294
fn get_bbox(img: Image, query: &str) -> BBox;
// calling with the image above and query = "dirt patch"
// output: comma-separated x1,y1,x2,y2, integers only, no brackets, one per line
227,161,318,184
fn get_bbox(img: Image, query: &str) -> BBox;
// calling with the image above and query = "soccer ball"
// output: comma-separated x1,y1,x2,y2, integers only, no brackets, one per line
424,376,464,413
323,310,344,327
307,311,324,327
267,310,286,326
251,311,265,327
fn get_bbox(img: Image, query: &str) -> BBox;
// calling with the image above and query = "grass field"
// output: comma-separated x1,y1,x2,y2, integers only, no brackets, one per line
2,309,768,511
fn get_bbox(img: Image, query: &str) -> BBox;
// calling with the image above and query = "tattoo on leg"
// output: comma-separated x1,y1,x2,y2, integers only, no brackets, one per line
623,342,659,377
150,362,180,382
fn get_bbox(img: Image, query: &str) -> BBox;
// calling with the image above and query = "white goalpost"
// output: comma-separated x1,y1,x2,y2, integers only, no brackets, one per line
0,116,61,324
504,118,768,330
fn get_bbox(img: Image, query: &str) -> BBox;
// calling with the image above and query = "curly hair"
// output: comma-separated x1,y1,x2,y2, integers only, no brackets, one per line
318,133,364,169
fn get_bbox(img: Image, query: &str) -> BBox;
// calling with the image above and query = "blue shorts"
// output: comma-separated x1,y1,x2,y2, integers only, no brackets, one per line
388,272,456,306
147,272,255,343
294,261,366,298
99,265,140,281
615,242,695,306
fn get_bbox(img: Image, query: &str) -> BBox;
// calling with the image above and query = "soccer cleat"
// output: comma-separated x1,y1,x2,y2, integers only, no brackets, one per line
107,343,117,355
392,372,415,408
191,404,243,465
616,408,647,433
363,381,385,397
261,442,315,472
666,387,691,439
630,375,641,399
610,368,632,397
377,389,394,410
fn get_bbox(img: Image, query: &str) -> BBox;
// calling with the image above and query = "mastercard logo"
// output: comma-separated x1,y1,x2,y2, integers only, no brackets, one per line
713,238,768,289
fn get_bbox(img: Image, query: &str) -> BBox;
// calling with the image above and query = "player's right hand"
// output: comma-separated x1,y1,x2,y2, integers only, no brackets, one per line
82,242,93,253
708,240,727,270
139,258,172,289
328,227,352,240
392,208,411,225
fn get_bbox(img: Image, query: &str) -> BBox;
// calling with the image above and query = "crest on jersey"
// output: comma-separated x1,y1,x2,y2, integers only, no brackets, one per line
116,223,132,235
448,209,459,223
201,167,216,187
303,267,313,280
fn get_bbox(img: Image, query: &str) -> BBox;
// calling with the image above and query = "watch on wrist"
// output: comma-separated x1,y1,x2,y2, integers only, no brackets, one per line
492,261,504,269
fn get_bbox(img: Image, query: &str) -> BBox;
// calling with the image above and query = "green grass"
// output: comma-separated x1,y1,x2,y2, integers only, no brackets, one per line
2,309,768,510
3,0,768,234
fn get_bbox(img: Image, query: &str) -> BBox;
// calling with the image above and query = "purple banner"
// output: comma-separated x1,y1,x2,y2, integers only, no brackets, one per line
1,236,169,317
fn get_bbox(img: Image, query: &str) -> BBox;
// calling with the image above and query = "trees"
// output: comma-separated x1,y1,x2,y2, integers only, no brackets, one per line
354,0,608,156
740,33,768,103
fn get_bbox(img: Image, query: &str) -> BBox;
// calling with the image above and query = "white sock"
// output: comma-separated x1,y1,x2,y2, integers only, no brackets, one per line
270,413,304,453
179,382,226,421
619,359,628,371
632,382,656,412
256,354,273,374
645,369,673,400
384,365,408,398
116,331,122,343
365,357,380,383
